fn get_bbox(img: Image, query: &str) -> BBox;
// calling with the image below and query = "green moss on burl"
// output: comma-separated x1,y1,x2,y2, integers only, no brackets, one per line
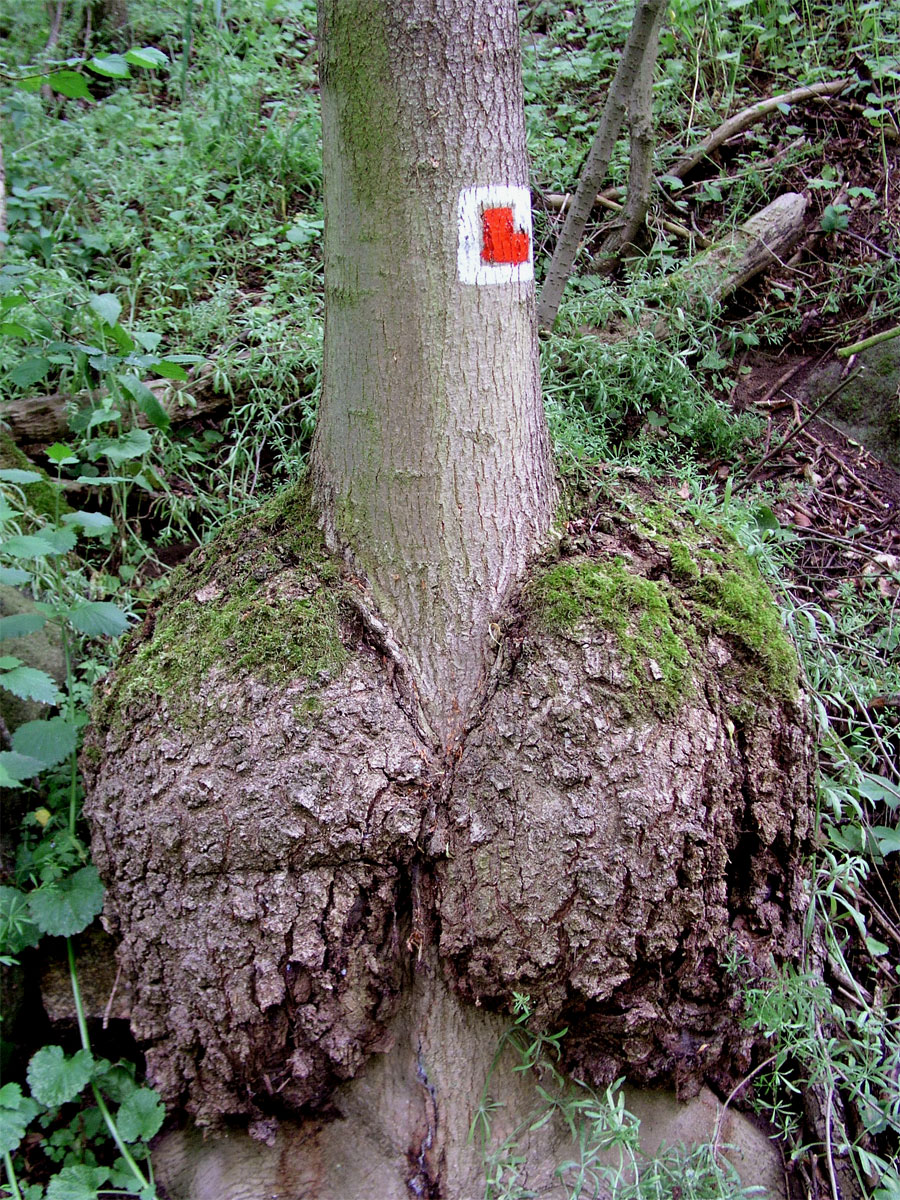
693,568,797,698
98,480,348,726
528,557,693,715
528,498,799,715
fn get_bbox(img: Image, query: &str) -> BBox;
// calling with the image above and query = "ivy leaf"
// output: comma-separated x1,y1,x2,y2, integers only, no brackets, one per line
28,866,104,938
0,1082,42,1155
12,717,78,769
0,612,48,639
88,293,122,328
0,666,61,704
66,601,131,637
45,1164,110,1200
27,1045,95,1107
116,1087,166,1142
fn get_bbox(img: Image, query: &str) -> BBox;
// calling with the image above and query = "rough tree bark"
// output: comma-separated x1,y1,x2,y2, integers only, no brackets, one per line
84,3,814,1196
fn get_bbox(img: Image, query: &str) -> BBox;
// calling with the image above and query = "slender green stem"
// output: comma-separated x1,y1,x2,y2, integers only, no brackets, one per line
180,0,194,103
2,1152,22,1200
836,321,900,359
66,940,154,1195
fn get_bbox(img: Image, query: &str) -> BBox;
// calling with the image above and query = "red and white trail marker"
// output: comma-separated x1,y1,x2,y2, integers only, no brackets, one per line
457,186,534,286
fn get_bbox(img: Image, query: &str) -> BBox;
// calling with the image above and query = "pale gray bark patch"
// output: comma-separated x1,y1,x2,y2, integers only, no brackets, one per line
85,487,813,1132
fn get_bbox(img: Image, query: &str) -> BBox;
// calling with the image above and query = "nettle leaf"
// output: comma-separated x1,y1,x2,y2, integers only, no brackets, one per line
46,71,94,101
0,1082,42,1155
1,533,64,558
0,467,44,484
61,510,115,535
12,717,78,769
0,566,31,585
116,1087,165,1142
119,374,170,431
40,527,79,555
9,357,52,387
27,1045,95,1107
0,612,48,639
125,46,169,69
45,1163,110,1200
28,866,104,938
0,751,44,784
0,666,61,705
88,292,122,328
97,428,153,465
67,601,131,637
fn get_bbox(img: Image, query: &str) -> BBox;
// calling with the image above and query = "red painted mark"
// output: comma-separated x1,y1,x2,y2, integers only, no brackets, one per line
481,206,530,265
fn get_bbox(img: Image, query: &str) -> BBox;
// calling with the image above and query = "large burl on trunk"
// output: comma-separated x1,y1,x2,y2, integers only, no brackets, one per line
84,483,812,1163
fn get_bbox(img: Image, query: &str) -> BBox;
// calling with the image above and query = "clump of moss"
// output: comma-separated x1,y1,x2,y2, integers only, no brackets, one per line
528,556,693,715
693,569,797,698
100,479,349,725
527,493,800,716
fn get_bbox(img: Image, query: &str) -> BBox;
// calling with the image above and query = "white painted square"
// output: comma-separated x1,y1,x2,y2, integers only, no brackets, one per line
457,185,534,286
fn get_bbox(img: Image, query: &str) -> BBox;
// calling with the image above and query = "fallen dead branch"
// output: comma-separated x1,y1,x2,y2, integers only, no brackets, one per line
667,78,853,181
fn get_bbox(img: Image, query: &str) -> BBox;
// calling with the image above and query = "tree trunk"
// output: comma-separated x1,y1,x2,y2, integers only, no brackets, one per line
312,0,555,743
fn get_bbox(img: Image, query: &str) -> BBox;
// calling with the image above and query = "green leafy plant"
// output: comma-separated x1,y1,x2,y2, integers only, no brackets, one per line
471,995,760,1200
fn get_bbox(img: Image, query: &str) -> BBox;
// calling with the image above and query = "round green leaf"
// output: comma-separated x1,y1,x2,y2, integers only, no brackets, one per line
27,1045,95,1107
28,867,105,938
116,1087,166,1142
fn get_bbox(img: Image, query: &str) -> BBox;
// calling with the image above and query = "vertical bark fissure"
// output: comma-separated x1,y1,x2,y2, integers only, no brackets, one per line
313,0,556,743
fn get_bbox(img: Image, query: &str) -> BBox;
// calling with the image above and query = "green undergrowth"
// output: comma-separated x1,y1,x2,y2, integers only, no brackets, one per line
527,492,797,716
95,481,348,728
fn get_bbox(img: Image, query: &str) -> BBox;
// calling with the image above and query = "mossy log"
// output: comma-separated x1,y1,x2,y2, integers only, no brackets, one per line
84,482,813,1193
